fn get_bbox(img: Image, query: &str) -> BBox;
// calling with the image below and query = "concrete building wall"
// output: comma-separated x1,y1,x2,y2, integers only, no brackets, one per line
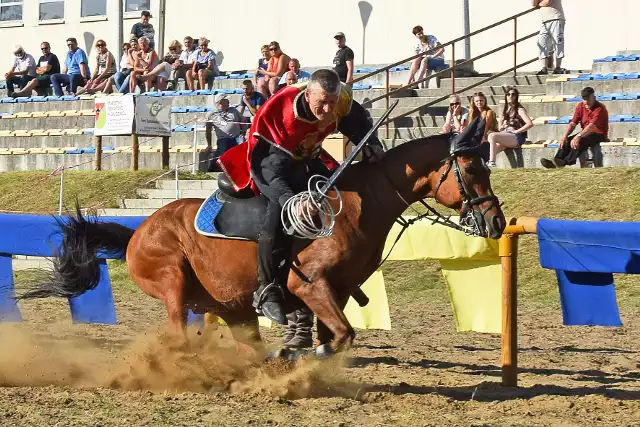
0,0,637,76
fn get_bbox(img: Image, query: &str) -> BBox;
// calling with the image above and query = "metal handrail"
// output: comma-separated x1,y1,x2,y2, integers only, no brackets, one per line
383,57,539,129
351,6,539,85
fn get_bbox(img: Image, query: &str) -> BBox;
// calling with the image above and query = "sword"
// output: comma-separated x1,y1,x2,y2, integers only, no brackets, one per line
316,99,399,199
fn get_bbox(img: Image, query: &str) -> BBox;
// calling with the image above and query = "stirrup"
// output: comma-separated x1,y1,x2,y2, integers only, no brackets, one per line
252,282,285,312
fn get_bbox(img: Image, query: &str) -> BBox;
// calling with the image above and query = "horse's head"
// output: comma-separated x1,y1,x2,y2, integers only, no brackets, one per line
429,117,506,239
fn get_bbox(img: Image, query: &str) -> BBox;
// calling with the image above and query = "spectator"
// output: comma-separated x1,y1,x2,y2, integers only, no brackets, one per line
253,45,271,86
441,94,468,135
103,40,133,94
465,92,499,144
332,32,354,83
205,94,244,170
238,79,265,119
4,45,36,97
9,43,57,98
540,87,608,168
284,71,298,85
134,54,178,92
278,58,310,86
130,10,155,49
169,36,197,90
407,25,446,89
127,36,159,93
186,37,218,91
486,88,534,167
534,0,566,75
77,40,116,95
50,37,90,96
256,41,290,98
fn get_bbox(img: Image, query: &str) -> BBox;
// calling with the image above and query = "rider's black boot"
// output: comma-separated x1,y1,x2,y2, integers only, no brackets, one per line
253,281,288,325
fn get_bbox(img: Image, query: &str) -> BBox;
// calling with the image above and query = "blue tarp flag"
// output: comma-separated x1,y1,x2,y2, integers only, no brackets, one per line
537,218,640,326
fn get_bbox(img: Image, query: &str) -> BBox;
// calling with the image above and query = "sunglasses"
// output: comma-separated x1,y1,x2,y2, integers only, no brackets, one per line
67,43,74,47
97,44,106,47
41,47,49,50
200,44,208,47
269,47,277,51
507,92,517,96
450,102,460,105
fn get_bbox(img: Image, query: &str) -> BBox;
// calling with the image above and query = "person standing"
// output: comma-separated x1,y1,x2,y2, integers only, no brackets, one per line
534,0,566,75
332,32,354,84
130,10,156,49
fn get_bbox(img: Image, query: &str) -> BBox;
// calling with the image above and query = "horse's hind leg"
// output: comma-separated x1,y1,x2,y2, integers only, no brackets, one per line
221,309,266,362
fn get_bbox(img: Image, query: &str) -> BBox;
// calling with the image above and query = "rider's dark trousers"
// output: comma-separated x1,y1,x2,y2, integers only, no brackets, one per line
256,196,294,287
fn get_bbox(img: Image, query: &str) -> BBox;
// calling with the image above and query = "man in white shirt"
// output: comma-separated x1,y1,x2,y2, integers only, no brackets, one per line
169,36,197,90
534,0,566,75
407,25,446,89
4,45,36,96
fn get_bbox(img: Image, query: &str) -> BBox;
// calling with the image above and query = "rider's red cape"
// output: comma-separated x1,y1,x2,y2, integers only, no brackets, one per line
217,82,352,193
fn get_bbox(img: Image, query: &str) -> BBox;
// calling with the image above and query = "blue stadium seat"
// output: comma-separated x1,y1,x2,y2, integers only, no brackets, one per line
65,149,83,154
61,95,79,101
623,54,640,61
45,95,62,101
565,96,581,102
228,74,242,79
593,56,616,63
171,106,188,113
160,90,178,97
232,88,243,94
82,128,95,135
0,97,16,103
352,83,372,90
548,116,572,124
15,97,31,103
609,115,635,122
355,67,378,74
81,147,97,154
29,96,47,102
186,106,208,113
215,75,229,80
546,142,559,148
241,73,254,79
195,89,214,95
176,90,194,96
625,72,640,79
102,146,115,151
390,66,411,72
596,95,614,101
173,125,194,132
608,93,627,100
0,81,5,89
604,73,627,80
629,115,640,122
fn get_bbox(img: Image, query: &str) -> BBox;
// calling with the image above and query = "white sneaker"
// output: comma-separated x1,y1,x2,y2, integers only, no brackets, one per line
486,161,497,168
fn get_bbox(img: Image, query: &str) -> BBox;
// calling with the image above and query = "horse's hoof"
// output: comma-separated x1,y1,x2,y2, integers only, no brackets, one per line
315,343,333,360
267,348,291,360
287,348,312,362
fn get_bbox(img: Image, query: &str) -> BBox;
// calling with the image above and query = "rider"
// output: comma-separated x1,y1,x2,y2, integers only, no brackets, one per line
217,68,384,324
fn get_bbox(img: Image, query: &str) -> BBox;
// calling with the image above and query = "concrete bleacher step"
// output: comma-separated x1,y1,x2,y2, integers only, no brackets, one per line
155,179,218,190
136,188,213,199
100,207,158,216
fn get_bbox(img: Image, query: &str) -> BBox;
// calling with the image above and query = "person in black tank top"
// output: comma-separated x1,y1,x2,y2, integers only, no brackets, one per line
486,87,534,167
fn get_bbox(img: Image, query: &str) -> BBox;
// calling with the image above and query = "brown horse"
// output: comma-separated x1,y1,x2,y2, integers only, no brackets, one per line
21,127,505,356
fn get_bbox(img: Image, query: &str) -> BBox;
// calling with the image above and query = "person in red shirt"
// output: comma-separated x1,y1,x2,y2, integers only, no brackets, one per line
541,87,608,168
218,69,384,325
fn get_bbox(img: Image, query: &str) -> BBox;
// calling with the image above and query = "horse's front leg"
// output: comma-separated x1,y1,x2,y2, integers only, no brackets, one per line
290,279,355,353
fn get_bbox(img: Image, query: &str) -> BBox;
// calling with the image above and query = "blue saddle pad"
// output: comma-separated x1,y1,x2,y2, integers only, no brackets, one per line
194,190,248,240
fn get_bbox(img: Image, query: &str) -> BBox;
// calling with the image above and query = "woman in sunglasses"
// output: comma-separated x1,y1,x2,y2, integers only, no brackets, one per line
441,94,468,135
77,40,116,95
485,87,533,167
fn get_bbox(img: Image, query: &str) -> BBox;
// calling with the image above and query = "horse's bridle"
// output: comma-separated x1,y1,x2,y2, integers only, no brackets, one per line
432,155,500,237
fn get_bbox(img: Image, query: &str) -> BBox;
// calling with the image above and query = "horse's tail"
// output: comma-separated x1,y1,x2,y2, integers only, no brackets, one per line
18,206,135,300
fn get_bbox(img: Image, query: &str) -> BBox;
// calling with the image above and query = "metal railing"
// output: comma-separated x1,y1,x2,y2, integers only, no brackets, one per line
351,6,541,138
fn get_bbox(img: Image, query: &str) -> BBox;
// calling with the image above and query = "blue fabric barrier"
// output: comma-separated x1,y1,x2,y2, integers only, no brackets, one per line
0,214,204,326
537,218,640,326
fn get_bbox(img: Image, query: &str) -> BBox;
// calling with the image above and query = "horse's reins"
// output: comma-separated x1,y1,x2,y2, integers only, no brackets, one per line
373,152,499,270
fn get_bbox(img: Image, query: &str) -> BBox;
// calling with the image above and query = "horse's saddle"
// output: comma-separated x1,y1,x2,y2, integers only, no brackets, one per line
194,174,266,241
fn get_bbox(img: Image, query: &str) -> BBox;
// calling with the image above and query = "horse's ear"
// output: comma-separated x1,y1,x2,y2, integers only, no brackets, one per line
450,116,486,154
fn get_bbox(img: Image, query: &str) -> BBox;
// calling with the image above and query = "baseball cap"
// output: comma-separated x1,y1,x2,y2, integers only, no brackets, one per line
215,93,229,103
334,32,345,39
141,10,152,18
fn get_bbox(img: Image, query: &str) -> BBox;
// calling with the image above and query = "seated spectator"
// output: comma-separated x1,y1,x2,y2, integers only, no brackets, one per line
256,41,290,98
486,88,533,167
441,94,468,135
77,40,116,95
205,94,244,170
465,92,499,151
169,36,197,90
186,37,218,91
253,45,271,86
5,45,36,97
284,71,298,85
167,40,183,59
50,37,90,96
134,54,178,92
130,10,155,49
238,79,265,119
333,32,355,83
10,42,59,98
278,58,310,86
127,36,159,93
103,40,133,94
407,25,446,89
540,87,608,168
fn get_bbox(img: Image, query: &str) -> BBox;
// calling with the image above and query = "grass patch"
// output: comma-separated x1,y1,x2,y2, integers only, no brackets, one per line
0,170,215,213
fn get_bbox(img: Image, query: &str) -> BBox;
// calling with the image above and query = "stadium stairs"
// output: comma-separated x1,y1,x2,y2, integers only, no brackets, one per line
0,51,639,172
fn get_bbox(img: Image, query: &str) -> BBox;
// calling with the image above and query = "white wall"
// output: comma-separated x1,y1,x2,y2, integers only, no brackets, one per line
1,0,638,76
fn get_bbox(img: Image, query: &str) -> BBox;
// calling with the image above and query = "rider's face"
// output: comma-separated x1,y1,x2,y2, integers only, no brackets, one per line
305,86,340,122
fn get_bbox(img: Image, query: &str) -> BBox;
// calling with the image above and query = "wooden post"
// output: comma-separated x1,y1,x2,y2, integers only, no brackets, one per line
162,136,170,170
94,135,102,171
131,134,139,171
499,233,518,387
